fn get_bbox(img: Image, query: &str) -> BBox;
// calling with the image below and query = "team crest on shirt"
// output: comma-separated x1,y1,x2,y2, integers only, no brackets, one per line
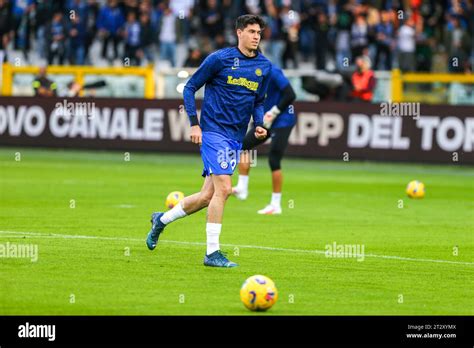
255,68,262,76
220,161,229,169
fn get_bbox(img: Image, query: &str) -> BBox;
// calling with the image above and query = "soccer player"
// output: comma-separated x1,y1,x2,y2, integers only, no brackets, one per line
145,14,272,268
232,64,296,215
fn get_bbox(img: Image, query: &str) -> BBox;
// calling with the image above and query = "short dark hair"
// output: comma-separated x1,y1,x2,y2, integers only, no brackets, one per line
235,14,266,31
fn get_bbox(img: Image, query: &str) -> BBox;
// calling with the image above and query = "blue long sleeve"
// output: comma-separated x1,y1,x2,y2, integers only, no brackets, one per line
183,53,221,126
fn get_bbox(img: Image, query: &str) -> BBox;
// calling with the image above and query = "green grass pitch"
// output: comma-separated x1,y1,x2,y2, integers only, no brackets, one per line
0,147,472,315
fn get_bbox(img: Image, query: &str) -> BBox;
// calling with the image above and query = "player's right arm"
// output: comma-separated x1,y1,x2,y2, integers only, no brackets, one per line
183,52,222,145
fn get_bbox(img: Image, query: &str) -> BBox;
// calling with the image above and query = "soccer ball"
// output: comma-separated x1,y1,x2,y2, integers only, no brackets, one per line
406,180,425,199
165,191,184,209
240,275,278,312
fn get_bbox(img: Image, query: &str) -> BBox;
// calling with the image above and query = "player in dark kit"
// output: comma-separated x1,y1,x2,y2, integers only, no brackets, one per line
232,64,296,215
146,15,272,267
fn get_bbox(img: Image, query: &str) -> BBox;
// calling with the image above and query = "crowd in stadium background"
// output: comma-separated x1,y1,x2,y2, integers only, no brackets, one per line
0,0,472,73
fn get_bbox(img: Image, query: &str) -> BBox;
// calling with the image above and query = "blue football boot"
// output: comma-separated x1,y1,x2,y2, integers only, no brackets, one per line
146,212,165,250
204,250,238,268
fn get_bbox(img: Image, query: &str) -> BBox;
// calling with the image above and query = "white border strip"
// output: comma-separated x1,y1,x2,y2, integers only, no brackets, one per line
0,230,472,266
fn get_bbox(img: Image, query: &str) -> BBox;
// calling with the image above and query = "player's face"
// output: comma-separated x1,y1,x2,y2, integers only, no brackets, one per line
237,24,262,51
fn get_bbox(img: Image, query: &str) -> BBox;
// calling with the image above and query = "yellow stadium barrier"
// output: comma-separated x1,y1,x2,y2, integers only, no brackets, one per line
1,63,155,98
391,69,474,102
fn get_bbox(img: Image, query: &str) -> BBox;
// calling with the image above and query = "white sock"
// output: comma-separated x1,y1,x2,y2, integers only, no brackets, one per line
237,175,249,192
160,202,187,225
206,223,222,255
271,192,281,208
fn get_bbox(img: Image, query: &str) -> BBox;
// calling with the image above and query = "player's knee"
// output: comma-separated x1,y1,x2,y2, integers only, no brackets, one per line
269,151,282,171
200,191,213,206
223,185,233,199
216,183,232,199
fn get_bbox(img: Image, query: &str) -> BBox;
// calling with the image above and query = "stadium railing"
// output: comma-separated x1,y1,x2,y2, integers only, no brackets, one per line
2,63,473,105
1,63,155,99
391,69,474,105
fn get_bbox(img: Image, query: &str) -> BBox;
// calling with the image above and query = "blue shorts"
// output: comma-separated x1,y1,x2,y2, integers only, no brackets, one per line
201,131,242,177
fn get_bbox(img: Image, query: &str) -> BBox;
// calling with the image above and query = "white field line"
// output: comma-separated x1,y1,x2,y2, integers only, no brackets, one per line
0,230,472,266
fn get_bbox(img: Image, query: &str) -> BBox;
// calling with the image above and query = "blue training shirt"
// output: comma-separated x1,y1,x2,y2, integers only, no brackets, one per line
183,47,272,142
264,64,296,129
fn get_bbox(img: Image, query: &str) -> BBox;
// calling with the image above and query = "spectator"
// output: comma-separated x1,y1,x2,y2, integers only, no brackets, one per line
12,0,34,62
184,47,203,67
32,65,57,97
97,0,125,62
123,11,142,66
446,0,470,29
314,11,329,70
68,13,87,65
84,0,99,65
68,0,88,21
123,0,139,18
350,14,368,63
0,0,12,63
201,0,224,41
397,17,417,72
351,56,375,102
145,0,161,32
416,17,435,73
335,3,352,70
169,0,195,42
264,3,285,68
444,15,471,72
245,0,265,15
140,12,155,64
34,0,53,61
374,10,394,70
47,11,66,65
420,0,442,35
281,5,300,69
298,5,315,62
159,5,177,67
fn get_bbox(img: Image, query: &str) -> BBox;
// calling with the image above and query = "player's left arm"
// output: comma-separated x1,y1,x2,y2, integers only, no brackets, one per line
253,64,272,139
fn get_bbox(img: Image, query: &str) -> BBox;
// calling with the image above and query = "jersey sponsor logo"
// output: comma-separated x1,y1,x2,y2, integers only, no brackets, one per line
226,76,259,91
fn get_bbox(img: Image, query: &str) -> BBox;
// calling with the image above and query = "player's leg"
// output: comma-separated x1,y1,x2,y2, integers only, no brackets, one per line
146,176,214,250
233,128,269,200
258,126,293,215
163,175,214,222
207,174,232,224
204,173,237,267
238,150,251,175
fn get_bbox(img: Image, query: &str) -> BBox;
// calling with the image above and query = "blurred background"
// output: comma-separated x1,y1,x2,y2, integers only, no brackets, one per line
0,0,473,104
